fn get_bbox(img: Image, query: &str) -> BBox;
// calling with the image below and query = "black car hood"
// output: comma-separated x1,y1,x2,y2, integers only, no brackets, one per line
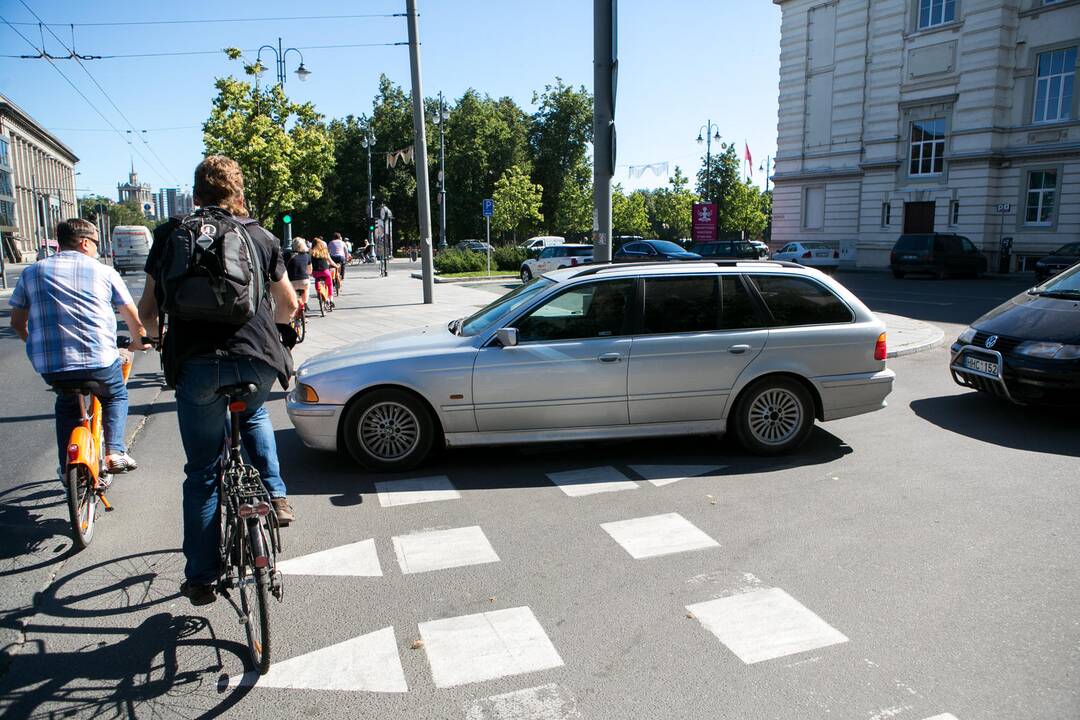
975,291,1080,343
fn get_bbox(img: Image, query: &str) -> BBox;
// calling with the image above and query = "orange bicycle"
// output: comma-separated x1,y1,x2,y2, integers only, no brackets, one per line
314,275,334,316
290,286,307,344
48,337,135,548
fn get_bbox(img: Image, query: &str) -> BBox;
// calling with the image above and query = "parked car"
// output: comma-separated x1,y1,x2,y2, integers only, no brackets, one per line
614,240,702,263
1033,242,1080,283
520,243,593,281
949,262,1080,406
771,241,840,272
454,240,493,253
689,240,767,260
288,260,895,471
889,233,987,279
112,225,153,275
522,236,565,256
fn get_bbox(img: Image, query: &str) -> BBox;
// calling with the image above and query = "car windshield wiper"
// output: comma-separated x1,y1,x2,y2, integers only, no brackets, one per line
1035,289,1080,298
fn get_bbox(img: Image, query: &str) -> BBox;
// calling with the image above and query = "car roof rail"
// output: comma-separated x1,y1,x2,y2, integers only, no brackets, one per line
568,259,803,277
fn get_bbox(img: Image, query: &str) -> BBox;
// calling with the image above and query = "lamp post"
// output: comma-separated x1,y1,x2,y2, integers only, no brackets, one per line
696,121,722,202
758,155,773,194
432,92,450,250
256,38,311,87
360,129,376,250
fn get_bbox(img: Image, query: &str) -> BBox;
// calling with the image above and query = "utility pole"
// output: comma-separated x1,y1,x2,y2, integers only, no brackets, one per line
406,0,434,304
593,0,616,263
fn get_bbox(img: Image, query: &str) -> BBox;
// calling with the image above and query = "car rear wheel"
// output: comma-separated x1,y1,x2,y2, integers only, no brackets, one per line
520,266,532,282
342,389,435,472
891,269,905,279
732,378,814,456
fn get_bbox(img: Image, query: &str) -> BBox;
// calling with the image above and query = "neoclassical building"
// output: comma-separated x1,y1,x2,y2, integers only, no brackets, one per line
118,162,154,216
770,0,1079,270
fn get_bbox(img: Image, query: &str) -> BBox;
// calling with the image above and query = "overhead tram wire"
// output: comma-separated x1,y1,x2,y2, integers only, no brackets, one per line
1,42,408,60
0,15,167,187
5,12,405,28
18,0,180,185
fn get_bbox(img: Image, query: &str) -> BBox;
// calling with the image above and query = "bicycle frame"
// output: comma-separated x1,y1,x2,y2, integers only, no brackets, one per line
67,352,133,489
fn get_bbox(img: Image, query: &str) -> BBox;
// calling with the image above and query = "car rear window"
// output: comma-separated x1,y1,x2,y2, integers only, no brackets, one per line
802,242,830,250
643,277,719,334
567,247,593,257
894,236,931,252
749,275,853,326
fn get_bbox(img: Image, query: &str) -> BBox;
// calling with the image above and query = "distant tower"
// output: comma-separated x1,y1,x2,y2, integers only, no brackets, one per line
117,159,155,216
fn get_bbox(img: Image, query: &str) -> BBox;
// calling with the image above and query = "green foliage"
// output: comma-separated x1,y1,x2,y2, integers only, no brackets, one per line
553,157,592,239
293,116,368,241
492,164,544,241
79,196,155,231
434,248,486,274
612,184,650,237
492,245,527,270
694,144,769,238
649,166,698,240
202,67,334,227
528,79,593,236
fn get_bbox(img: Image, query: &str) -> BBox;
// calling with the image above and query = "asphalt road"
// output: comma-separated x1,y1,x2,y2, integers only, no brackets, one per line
1,269,1076,719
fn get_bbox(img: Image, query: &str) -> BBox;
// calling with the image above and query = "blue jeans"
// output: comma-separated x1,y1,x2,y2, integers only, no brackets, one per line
43,359,127,471
175,355,287,584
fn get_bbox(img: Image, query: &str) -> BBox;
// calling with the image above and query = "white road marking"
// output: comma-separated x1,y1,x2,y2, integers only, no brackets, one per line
601,512,719,559
276,538,383,577
546,466,639,496
920,715,959,720
420,606,563,688
392,525,500,574
465,683,581,720
229,626,407,692
628,464,727,487
687,587,848,664
375,475,460,507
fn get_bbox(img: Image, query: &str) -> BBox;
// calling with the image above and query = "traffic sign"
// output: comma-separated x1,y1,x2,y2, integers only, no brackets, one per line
482,198,494,218
996,203,1012,214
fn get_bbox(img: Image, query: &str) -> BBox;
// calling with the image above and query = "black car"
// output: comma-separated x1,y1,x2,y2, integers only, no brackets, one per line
1034,242,1080,283
889,233,988,279
614,240,702,263
454,240,493,253
949,262,1080,405
688,240,767,260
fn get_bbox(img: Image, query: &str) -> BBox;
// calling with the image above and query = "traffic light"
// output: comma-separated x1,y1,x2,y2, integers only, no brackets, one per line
282,214,292,225
367,217,376,233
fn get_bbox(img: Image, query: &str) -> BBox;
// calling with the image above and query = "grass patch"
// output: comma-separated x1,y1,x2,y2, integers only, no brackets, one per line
438,270,518,278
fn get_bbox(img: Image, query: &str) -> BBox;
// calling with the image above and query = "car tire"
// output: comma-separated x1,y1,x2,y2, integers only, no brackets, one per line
731,377,814,456
342,389,435,472
520,266,532,282
891,269,905,279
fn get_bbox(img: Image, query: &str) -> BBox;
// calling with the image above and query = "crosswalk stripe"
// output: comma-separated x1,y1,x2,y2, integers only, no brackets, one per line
277,538,383,577
601,512,720,558
465,683,581,720
546,466,640,496
376,475,461,507
628,464,727,487
229,626,407,692
392,525,500,574
687,587,848,664
920,715,960,720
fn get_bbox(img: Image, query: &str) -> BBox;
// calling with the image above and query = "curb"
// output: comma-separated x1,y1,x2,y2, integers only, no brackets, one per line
410,272,517,284
887,327,947,358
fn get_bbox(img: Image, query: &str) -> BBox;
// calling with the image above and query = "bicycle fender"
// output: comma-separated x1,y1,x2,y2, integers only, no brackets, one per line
66,426,99,480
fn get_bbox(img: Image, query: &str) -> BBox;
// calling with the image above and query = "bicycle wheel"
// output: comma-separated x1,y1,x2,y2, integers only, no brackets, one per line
316,286,326,317
66,464,96,549
292,310,306,344
237,523,272,674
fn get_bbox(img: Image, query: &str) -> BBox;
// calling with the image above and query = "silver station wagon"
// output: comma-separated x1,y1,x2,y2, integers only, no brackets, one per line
287,261,895,471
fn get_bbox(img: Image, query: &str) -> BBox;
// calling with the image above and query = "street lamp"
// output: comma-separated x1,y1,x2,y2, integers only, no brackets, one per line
256,38,310,87
697,121,722,203
360,129,376,250
759,155,773,194
431,92,450,250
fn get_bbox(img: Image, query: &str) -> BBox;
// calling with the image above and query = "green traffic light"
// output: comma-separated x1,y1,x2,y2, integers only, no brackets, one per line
283,214,292,224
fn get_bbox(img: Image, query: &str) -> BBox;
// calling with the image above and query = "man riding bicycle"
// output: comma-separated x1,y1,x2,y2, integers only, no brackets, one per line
327,232,350,284
138,155,298,606
9,218,149,477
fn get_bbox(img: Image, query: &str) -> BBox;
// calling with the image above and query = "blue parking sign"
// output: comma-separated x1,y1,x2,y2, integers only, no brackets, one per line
482,198,494,217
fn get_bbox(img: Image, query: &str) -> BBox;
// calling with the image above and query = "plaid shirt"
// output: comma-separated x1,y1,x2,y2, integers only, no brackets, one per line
9,251,134,375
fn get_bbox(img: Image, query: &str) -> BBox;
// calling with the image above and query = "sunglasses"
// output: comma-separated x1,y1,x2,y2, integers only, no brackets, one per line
77,235,99,246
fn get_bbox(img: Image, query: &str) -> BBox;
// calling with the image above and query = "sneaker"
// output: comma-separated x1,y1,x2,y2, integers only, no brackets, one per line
271,497,294,526
105,453,138,473
180,580,216,606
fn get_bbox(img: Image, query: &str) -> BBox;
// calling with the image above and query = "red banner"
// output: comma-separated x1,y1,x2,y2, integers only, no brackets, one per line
692,202,718,242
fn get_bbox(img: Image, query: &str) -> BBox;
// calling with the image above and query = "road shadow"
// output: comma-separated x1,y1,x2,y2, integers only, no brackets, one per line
0,480,75,581
910,392,1080,457
0,613,252,719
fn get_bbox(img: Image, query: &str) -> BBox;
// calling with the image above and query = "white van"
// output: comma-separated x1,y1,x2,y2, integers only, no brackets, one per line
523,235,565,254
111,226,152,275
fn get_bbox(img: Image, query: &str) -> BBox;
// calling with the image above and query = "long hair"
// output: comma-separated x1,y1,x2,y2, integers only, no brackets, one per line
310,238,331,261
193,155,248,217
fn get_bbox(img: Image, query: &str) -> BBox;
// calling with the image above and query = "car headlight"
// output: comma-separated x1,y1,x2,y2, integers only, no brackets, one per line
957,326,977,344
1015,341,1080,360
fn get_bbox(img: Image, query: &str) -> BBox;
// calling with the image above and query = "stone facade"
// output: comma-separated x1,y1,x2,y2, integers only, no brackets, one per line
771,0,1080,271
118,162,154,217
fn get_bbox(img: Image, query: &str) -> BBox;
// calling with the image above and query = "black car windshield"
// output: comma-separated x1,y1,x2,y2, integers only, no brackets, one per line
649,240,686,254
460,278,555,335
1035,262,1080,296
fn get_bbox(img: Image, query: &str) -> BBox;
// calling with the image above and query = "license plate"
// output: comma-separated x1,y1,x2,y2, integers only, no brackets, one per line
814,251,830,257
963,356,998,376
902,255,917,261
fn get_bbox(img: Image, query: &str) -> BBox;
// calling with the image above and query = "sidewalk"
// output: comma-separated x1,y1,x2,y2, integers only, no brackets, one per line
294,259,944,363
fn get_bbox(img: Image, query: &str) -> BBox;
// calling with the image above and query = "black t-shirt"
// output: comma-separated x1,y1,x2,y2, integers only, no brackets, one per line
146,213,293,389
286,251,311,280
311,255,331,273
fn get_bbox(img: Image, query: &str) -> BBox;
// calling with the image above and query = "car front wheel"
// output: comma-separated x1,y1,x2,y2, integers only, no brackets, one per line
732,377,814,455
520,266,533,282
342,389,435,472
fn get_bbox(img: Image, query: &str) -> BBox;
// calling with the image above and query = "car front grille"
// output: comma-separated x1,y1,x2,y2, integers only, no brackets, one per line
972,332,1021,355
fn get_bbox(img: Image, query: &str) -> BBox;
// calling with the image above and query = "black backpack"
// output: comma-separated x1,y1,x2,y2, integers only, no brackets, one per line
158,207,265,324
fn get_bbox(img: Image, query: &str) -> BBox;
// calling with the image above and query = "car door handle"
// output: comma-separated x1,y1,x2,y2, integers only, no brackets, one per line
598,353,622,363
729,344,751,354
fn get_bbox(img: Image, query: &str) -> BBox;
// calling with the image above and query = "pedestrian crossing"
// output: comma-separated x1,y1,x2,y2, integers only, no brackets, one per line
233,463,961,719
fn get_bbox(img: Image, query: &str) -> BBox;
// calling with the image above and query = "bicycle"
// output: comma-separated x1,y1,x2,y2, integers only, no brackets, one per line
314,275,334,316
48,336,135,549
290,286,307,344
214,382,283,674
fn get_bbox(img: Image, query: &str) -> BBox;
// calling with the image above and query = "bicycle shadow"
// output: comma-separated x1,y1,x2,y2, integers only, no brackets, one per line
0,614,252,719
0,480,75,580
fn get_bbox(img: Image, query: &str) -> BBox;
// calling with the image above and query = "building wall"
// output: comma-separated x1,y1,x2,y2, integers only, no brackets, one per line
771,0,1080,270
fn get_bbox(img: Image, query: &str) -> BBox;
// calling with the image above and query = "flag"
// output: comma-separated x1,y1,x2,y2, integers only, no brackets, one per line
744,143,753,178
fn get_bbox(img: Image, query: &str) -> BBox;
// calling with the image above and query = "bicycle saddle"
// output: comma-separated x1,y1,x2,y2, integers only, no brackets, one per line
216,382,259,399
49,380,106,395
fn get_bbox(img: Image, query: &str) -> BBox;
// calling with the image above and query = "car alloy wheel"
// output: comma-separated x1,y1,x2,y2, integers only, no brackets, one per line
521,267,532,282
747,388,803,446
732,377,813,456
343,389,435,471
359,401,420,461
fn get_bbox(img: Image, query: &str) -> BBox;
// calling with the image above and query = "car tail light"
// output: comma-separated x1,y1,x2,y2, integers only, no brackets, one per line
833,250,839,259
238,501,271,519
570,258,578,266
802,251,812,259
874,332,887,361
228,401,246,413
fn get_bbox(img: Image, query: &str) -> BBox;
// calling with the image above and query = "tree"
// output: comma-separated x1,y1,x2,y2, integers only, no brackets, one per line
612,184,650,237
491,164,543,242
528,79,593,233
649,166,698,240
293,116,368,241
203,58,334,228
79,196,155,231
694,143,767,237
553,157,592,238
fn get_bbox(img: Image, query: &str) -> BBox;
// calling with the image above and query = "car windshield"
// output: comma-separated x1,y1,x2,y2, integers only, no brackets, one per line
894,236,930,252
1035,262,1080,296
460,278,555,335
649,241,686,254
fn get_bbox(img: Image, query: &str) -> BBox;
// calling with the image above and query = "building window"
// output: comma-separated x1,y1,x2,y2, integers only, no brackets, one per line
881,201,892,227
0,139,8,167
950,200,960,225
909,118,946,176
0,200,14,227
1025,170,1057,226
1033,47,1076,123
803,186,826,230
917,0,956,29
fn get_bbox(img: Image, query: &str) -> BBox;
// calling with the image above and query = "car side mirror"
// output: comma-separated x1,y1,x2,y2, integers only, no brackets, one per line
496,327,519,347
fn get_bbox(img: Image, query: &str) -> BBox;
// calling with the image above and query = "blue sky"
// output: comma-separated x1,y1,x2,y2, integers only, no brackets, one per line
1,0,781,205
